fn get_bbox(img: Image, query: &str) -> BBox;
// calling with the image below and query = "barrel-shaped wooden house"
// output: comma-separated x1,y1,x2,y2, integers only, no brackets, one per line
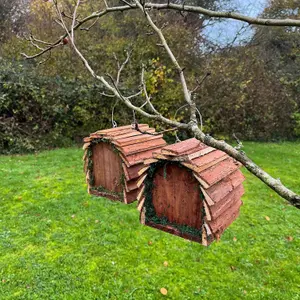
83,125,167,203
136,138,245,245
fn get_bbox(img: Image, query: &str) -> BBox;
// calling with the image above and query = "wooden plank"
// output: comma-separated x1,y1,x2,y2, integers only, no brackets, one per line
122,163,144,181
114,134,163,147
202,227,208,246
138,166,150,176
97,124,150,137
123,189,138,204
208,199,242,234
122,162,130,182
124,178,139,192
95,124,133,134
143,158,159,165
209,184,244,220
112,128,156,141
140,207,146,224
137,197,145,212
161,138,202,156
83,137,92,143
192,150,227,169
200,187,215,206
83,142,90,150
119,138,166,156
182,150,227,173
89,134,102,139
152,153,171,160
124,146,167,166
204,170,245,204
194,173,210,189
203,200,212,221
137,174,147,188
197,158,240,188
137,185,145,203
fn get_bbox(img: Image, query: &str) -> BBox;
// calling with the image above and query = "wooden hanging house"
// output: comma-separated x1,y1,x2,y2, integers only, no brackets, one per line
83,124,167,203
136,138,245,246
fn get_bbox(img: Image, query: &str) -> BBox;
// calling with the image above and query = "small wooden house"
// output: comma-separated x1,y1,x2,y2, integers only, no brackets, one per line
136,138,245,245
83,125,167,203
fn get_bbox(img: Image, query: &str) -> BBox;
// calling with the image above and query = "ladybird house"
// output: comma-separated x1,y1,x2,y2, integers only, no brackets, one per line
83,125,167,203
137,138,245,245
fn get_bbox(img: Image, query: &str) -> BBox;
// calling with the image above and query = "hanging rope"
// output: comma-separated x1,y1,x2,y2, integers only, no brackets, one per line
111,99,119,128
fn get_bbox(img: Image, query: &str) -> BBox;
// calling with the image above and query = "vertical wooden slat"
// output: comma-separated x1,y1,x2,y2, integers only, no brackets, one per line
92,142,123,192
152,164,203,229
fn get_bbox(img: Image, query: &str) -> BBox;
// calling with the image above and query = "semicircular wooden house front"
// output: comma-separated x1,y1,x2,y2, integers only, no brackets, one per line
83,125,167,203
136,138,245,245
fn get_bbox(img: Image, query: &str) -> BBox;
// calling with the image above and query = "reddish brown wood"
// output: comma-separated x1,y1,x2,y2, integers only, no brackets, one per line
114,134,163,147
122,163,144,181
198,158,240,187
123,189,138,204
124,178,139,192
92,143,123,192
152,164,203,229
192,150,226,167
209,199,242,234
99,125,150,137
161,138,204,156
209,184,244,220
113,128,156,141
205,170,245,204
119,138,166,155
123,146,167,166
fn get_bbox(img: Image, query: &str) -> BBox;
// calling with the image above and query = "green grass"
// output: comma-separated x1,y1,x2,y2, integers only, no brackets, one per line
0,142,299,299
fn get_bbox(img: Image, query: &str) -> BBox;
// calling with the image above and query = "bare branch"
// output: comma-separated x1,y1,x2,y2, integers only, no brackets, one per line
114,50,132,87
140,65,160,115
190,124,300,208
21,0,300,208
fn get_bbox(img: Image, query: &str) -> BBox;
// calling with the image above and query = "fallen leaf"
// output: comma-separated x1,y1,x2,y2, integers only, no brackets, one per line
265,216,270,221
286,236,293,242
148,241,153,245
233,237,237,242
163,261,168,267
230,266,236,271
82,201,89,207
160,288,168,295
2,279,6,283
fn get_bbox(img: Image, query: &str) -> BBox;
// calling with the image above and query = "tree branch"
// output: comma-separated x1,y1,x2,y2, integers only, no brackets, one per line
21,1,300,208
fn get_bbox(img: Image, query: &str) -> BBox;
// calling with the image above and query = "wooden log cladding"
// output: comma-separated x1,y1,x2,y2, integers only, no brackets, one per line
204,170,245,204
161,137,203,156
84,124,166,204
139,138,245,245
197,158,240,187
114,133,162,147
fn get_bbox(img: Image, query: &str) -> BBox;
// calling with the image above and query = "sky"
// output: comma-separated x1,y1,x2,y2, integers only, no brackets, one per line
203,0,268,46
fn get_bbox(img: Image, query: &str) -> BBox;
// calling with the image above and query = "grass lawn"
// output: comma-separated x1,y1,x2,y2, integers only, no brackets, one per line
0,142,299,299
